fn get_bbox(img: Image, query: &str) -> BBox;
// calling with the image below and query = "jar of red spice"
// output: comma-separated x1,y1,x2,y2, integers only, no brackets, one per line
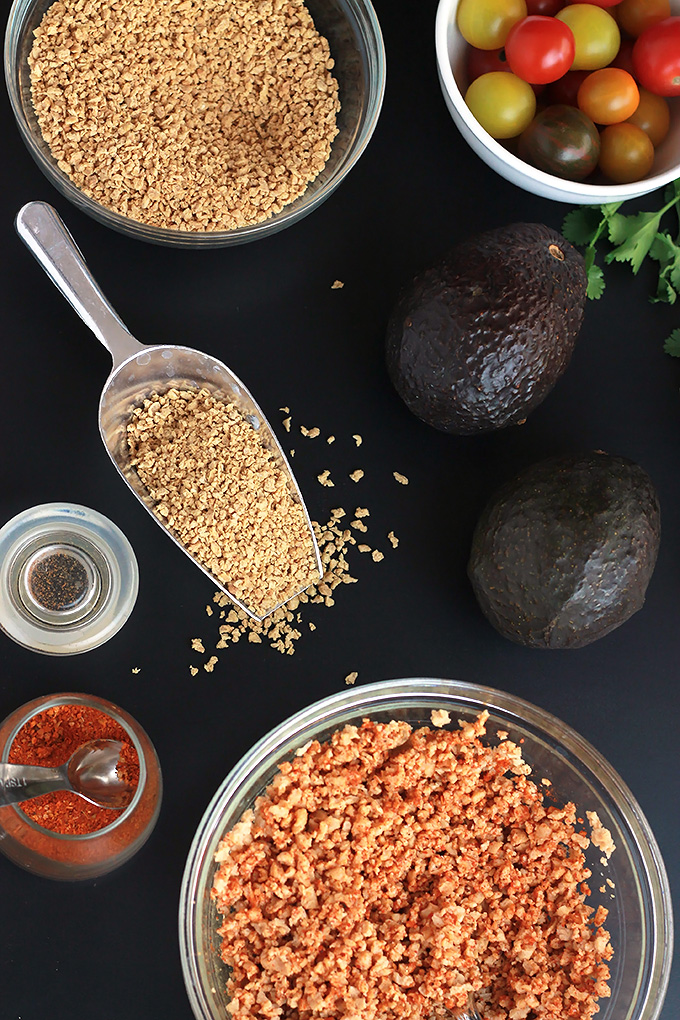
0,693,161,879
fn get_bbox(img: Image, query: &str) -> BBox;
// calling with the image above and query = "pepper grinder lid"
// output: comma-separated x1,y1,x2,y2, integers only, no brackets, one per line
0,503,138,654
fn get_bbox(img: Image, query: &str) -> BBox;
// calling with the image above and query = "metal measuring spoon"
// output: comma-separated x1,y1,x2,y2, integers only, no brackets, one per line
0,738,133,810
15,202,323,621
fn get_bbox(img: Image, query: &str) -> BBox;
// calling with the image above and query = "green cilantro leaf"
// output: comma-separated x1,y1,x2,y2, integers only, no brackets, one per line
649,233,680,304
605,211,664,273
586,262,605,300
561,207,603,247
663,329,680,357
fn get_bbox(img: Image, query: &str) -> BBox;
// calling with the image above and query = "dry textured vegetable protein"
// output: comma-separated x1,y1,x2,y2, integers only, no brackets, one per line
212,713,614,1020
28,0,340,231
126,388,319,617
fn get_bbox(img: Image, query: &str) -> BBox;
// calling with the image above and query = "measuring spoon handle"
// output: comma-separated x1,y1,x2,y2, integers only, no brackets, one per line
15,201,145,369
0,761,67,807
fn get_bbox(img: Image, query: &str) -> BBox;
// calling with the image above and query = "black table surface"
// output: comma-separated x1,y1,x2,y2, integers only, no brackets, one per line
1,1,678,1017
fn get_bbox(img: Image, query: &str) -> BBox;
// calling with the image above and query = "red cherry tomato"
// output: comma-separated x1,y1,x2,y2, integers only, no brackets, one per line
611,38,636,76
526,0,565,14
505,16,576,83
546,68,591,104
466,45,510,82
632,17,680,95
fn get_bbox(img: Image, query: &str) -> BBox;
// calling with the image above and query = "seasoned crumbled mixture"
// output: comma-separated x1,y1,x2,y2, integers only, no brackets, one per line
586,811,616,859
430,708,451,728
28,0,340,231
213,714,613,1020
126,388,318,617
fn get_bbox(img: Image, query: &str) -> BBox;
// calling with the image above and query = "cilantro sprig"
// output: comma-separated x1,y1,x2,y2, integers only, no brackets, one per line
561,180,680,353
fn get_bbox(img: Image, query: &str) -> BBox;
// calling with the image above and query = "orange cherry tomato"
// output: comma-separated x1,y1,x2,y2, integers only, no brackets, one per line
626,86,671,144
577,67,640,123
599,121,655,181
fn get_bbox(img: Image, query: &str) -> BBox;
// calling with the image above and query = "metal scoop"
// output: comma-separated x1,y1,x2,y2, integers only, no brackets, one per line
15,201,323,621
0,738,134,810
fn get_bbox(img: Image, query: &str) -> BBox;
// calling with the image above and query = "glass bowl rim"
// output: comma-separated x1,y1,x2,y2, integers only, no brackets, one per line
178,676,674,1020
4,0,386,246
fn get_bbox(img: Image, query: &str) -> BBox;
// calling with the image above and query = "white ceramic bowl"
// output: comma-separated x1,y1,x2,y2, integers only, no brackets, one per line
435,0,680,203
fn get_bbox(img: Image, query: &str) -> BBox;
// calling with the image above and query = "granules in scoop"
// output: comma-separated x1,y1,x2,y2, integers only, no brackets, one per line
126,388,319,618
8,704,139,835
28,0,340,231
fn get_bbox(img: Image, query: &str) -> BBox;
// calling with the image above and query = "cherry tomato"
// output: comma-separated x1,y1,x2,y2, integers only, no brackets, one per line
567,0,624,8
616,0,671,38
465,72,537,137
556,5,621,68
632,17,680,96
577,67,640,122
599,121,655,180
626,86,671,144
611,38,636,75
466,45,510,82
546,68,591,103
526,0,565,14
518,104,600,179
504,16,576,83
457,0,528,49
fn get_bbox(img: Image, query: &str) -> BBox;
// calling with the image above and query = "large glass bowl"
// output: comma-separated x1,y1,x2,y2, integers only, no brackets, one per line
4,0,385,247
179,678,673,1020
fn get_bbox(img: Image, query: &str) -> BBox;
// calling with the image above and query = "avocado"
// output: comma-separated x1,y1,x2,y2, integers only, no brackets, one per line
467,452,660,649
386,223,586,435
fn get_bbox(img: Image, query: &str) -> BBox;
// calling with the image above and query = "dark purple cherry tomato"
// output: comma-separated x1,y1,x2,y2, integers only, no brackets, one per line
518,103,601,179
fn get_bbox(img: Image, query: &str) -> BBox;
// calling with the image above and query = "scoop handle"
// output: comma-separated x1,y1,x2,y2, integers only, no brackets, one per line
0,762,67,807
15,201,145,369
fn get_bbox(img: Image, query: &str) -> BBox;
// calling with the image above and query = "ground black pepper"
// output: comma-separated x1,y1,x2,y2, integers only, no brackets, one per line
26,550,89,612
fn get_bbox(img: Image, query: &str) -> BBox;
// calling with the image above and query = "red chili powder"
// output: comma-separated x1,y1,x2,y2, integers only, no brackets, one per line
8,704,140,835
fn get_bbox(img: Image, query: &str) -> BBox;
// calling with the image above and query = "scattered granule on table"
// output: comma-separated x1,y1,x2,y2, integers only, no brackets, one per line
587,810,616,859
212,713,613,1020
282,417,292,433
279,407,290,415
351,519,367,532
131,667,141,674
388,530,399,548
327,435,335,444
191,638,206,654
204,655,219,672
393,471,409,485
28,0,340,231
371,549,384,562
205,605,213,617
349,469,364,482
344,671,358,685
358,543,372,553
430,708,451,727
353,433,363,446
355,506,369,518
317,469,334,487
300,426,321,438
189,666,199,677
331,280,344,289
126,388,319,618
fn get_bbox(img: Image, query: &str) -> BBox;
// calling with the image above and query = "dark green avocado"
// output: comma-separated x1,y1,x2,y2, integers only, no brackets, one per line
386,223,587,435
467,452,660,649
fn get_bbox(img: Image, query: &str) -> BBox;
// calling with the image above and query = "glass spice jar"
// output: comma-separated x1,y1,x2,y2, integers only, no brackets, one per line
0,693,162,879
0,503,138,655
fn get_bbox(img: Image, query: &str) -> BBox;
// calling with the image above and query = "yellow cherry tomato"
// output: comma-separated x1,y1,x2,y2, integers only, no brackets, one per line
465,72,537,138
556,5,621,70
457,0,528,49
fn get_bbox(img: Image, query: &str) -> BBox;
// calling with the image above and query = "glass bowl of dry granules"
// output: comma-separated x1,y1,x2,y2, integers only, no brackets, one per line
5,0,385,247
179,678,673,1020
